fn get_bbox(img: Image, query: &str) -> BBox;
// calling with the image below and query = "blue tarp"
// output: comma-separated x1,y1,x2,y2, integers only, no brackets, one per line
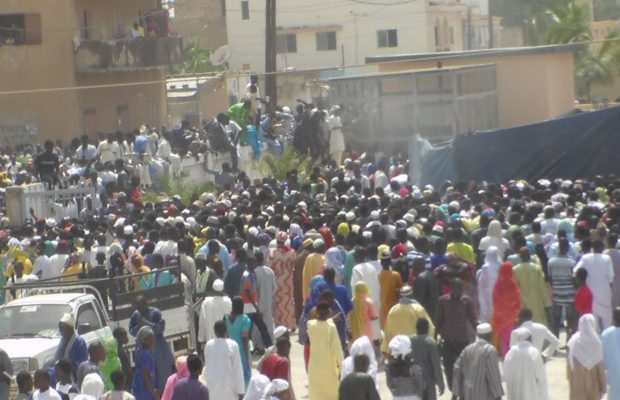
410,106,620,186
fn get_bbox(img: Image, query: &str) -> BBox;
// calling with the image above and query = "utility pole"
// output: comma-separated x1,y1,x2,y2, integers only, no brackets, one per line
488,1,494,49
466,6,472,50
265,0,277,109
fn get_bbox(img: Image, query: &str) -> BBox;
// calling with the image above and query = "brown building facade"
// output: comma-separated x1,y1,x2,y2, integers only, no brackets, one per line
0,0,181,145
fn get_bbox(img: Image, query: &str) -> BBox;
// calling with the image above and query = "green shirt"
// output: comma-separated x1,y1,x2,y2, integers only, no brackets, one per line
338,372,380,400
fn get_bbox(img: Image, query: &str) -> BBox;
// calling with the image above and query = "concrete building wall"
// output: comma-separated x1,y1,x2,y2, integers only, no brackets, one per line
225,0,482,73
0,0,81,142
375,50,576,129
76,69,167,134
0,0,175,143
173,0,227,49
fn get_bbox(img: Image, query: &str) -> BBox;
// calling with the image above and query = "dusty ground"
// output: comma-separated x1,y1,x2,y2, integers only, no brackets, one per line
272,333,575,399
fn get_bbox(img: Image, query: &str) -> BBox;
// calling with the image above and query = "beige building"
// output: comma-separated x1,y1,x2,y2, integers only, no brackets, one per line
0,0,182,145
172,0,227,50
366,44,580,130
224,0,500,74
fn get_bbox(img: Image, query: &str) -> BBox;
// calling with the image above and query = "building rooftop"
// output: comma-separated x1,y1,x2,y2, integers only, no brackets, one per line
366,43,584,64
324,63,496,81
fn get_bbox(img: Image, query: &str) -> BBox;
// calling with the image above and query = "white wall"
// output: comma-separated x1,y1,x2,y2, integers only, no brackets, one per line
225,0,470,73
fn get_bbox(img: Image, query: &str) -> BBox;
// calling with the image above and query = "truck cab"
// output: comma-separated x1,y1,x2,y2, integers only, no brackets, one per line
0,293,112,375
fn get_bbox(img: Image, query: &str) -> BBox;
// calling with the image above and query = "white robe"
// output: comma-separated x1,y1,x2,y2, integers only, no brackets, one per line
602,326,620,400
203,338,245,400
198,295,232,344
575,253,614,329
351,261,382,339
503,341,549,400
476,246,502,323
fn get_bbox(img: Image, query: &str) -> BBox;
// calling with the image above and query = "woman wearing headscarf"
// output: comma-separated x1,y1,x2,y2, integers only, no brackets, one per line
266,231,297,330
349,281,378,341
132,326,158,400
74,373,105,400
386,335,425,400
160,357,188,400
491,262,522,356
477,246,502,323
297,276,325,370
567,314,607,400
324,247,346,283
340,336,379,389
478,220,510,258
225,296,253,386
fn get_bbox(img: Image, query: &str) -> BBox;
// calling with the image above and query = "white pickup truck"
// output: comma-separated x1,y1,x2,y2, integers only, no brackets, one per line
0,268,193,376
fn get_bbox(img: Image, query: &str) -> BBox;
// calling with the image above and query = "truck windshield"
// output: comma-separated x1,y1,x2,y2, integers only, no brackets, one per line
0,304,71,339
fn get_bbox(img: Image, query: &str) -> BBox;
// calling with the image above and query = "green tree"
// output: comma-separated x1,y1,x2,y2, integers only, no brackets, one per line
168,43,225,74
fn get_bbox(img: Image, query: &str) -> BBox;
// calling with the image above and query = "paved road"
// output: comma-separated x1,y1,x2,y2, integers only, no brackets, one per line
277,333,576,399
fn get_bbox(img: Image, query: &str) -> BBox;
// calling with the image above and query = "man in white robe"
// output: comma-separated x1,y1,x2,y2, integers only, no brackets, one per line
504,327,549,400
203,320,245,400
198,279,232,346
351,245,382,340
602,308,620,400
574,239,614,329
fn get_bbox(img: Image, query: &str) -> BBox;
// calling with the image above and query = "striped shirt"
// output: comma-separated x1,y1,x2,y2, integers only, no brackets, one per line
548,255,576,305
453,338,504,400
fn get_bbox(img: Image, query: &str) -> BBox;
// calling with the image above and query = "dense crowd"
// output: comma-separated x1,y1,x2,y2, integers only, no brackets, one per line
2,108,620,400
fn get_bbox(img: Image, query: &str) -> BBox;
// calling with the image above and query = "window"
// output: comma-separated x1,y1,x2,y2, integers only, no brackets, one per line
377,29,397,48
76,303,102,335
81,10,91,40
316,31,337,51
114,10,123,37
241,0,249,20
0,13,41,45
117,105,129,132
276,33,297,53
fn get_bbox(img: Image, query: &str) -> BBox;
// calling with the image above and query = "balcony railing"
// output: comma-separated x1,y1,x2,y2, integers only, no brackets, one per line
74,36,183,72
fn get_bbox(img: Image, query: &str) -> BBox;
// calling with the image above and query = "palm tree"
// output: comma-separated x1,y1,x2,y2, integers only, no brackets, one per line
577,29,620,100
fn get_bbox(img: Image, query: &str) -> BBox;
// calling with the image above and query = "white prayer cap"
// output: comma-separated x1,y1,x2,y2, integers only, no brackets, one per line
264,379,289,396
186,217,197,228
449,201,460,211
513,327,531,342
59,313,76,327
388,335,411,358
212,279,224,292
403,213,415,224
346,211,356,222
113,217,126,228
175,216,185,224
476,323,492,335
123,225,134,235
369,210,380,220
248,227,260,237
312,239,325,249
155,217,166,226
274,326,288,340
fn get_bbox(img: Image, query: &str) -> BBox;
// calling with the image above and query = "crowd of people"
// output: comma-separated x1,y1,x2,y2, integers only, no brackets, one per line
2,106,620,400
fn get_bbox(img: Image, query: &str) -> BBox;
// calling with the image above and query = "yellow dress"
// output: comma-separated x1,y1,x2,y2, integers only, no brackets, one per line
307,319,344,400
302,253,324,301
380,302,435,353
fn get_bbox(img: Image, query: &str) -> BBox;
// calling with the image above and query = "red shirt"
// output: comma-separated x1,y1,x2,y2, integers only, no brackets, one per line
260,353,289,381
574,285,593,314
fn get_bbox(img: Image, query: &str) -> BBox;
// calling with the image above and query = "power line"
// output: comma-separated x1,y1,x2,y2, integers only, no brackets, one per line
0,40,600,97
